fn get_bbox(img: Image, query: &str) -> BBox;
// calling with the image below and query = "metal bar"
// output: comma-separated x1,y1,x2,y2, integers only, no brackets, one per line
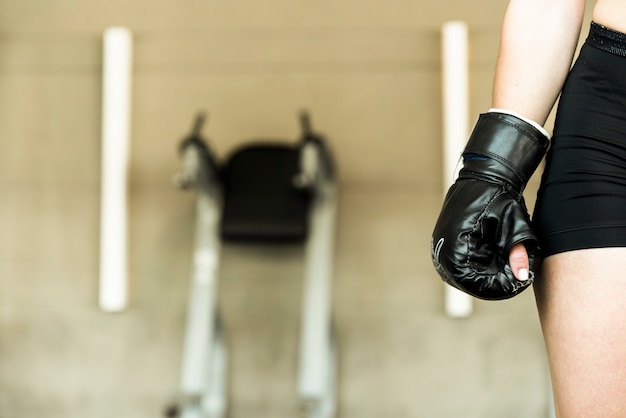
298,184,337,418
176,143,226,418
201,316,227,417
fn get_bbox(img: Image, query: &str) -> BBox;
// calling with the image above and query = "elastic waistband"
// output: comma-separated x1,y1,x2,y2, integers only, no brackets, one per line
587,21,626,57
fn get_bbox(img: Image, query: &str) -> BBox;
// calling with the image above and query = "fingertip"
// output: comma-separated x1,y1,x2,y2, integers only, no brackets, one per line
509,243,530,281
518,268,529,281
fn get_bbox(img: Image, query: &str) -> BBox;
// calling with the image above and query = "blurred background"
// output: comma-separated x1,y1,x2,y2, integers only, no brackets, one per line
0,1,596,417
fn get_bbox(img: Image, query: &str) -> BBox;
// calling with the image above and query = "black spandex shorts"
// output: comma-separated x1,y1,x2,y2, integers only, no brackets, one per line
533,22,626,257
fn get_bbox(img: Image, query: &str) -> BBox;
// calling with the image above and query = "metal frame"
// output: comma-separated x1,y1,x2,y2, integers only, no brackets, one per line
169,113,337,418
170,116,228,418
297,133,338,418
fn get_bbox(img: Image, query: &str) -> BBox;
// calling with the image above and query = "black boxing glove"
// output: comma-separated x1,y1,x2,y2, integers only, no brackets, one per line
431,112,549,300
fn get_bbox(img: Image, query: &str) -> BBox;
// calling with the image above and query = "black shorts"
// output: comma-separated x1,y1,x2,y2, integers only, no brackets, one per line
533,22,626,257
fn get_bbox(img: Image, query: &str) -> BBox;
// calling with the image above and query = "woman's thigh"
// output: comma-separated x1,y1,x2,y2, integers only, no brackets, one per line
535,248,626,417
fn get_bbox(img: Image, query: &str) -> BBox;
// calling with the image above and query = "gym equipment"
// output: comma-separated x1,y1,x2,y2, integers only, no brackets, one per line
167,111,338,418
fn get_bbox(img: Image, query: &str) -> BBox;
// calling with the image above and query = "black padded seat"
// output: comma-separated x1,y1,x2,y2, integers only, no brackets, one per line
219,143,312,243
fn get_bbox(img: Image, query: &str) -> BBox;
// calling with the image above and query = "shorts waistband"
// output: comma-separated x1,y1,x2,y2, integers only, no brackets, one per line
588,21,626,57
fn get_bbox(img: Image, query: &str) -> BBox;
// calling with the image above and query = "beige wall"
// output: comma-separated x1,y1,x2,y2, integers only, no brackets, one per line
0,0,512,190
0,1,595,417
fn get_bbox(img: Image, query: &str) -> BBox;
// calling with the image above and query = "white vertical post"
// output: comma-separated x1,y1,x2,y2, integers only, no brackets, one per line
99,27,133,312
441,21,473,318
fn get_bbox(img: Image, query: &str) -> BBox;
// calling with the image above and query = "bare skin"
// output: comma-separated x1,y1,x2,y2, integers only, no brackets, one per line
494,0,626,416
505,0,626,277
536,249,626,417
594,0,626,33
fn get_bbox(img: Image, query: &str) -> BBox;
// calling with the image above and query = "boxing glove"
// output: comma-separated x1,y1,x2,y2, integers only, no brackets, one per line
431,112,549,300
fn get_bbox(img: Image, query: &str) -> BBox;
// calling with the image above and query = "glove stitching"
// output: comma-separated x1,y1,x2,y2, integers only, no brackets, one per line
472,149,528,184
465,185,533,297
486,113,549,148
465,186,502,280
463,171,521,197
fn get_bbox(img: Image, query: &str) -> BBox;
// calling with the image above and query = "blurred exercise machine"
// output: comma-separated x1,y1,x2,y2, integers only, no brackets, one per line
167,112,338,418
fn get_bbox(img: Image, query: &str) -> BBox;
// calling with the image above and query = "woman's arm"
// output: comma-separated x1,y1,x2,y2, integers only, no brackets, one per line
492,0,587,125
495,0,586,281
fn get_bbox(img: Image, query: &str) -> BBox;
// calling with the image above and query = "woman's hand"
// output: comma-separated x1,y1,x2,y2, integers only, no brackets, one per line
509,242,530,281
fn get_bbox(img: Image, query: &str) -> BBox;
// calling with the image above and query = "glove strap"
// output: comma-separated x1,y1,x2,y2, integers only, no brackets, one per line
464,112,550,184
488,108,551,139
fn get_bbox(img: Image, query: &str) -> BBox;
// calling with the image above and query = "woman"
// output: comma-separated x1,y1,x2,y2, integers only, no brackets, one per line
503,0,626,416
